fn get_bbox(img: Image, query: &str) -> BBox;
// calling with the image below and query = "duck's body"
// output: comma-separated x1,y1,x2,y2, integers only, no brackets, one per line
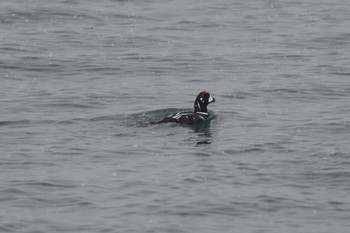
160,111,209,124
156,91,215,125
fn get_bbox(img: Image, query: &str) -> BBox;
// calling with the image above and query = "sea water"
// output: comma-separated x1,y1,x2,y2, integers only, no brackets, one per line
1,0,350,232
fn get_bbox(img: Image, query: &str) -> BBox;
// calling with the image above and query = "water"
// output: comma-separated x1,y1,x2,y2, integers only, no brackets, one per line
1,0,350,232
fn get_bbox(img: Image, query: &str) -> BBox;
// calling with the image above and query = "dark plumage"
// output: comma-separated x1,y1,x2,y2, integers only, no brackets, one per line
157,91,216,125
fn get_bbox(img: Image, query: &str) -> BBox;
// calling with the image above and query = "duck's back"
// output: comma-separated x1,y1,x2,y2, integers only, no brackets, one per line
161,111,208,124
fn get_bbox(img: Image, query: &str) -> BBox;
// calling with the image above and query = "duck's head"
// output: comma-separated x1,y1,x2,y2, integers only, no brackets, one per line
194,91,216,112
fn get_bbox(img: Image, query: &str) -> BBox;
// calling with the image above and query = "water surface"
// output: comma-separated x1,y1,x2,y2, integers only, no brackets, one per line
1,0,350,232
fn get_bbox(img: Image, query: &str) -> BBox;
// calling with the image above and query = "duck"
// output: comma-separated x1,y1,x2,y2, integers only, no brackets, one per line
156,91,216,125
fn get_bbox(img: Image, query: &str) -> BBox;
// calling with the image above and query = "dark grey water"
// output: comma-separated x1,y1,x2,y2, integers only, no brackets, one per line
1,0,350,232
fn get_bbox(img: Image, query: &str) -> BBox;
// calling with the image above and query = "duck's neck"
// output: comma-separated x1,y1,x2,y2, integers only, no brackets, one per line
194,102,207,112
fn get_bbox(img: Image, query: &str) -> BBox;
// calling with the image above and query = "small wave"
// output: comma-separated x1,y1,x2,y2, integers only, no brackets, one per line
0,119,59,127
329,72,350,76
0,187,29,196
221,92,250,99
222,147,266,155
21,182,77,188
0,120,31,126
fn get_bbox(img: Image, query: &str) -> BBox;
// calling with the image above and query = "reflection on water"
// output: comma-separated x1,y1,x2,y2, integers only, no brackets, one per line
192,120,213,145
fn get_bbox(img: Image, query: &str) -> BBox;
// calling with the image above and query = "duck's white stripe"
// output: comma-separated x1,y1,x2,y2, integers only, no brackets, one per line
168,111,208,121
208,95,214,103
196,101,201,110
168,112,187,120
172,112,183,119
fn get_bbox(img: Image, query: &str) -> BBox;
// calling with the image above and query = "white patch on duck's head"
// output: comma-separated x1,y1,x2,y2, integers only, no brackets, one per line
208,94,215,103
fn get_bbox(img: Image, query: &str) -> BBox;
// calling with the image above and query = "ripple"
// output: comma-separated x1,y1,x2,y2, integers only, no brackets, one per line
0,120,31,126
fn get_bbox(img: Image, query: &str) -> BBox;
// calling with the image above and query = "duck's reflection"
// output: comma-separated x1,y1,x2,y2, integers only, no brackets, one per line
191,120,213,145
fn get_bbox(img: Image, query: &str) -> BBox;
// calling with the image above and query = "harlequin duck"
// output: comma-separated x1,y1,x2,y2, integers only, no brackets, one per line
156,91,216,125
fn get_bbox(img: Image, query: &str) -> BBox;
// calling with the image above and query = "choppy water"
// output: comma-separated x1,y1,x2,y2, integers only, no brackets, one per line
1,0,350,232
